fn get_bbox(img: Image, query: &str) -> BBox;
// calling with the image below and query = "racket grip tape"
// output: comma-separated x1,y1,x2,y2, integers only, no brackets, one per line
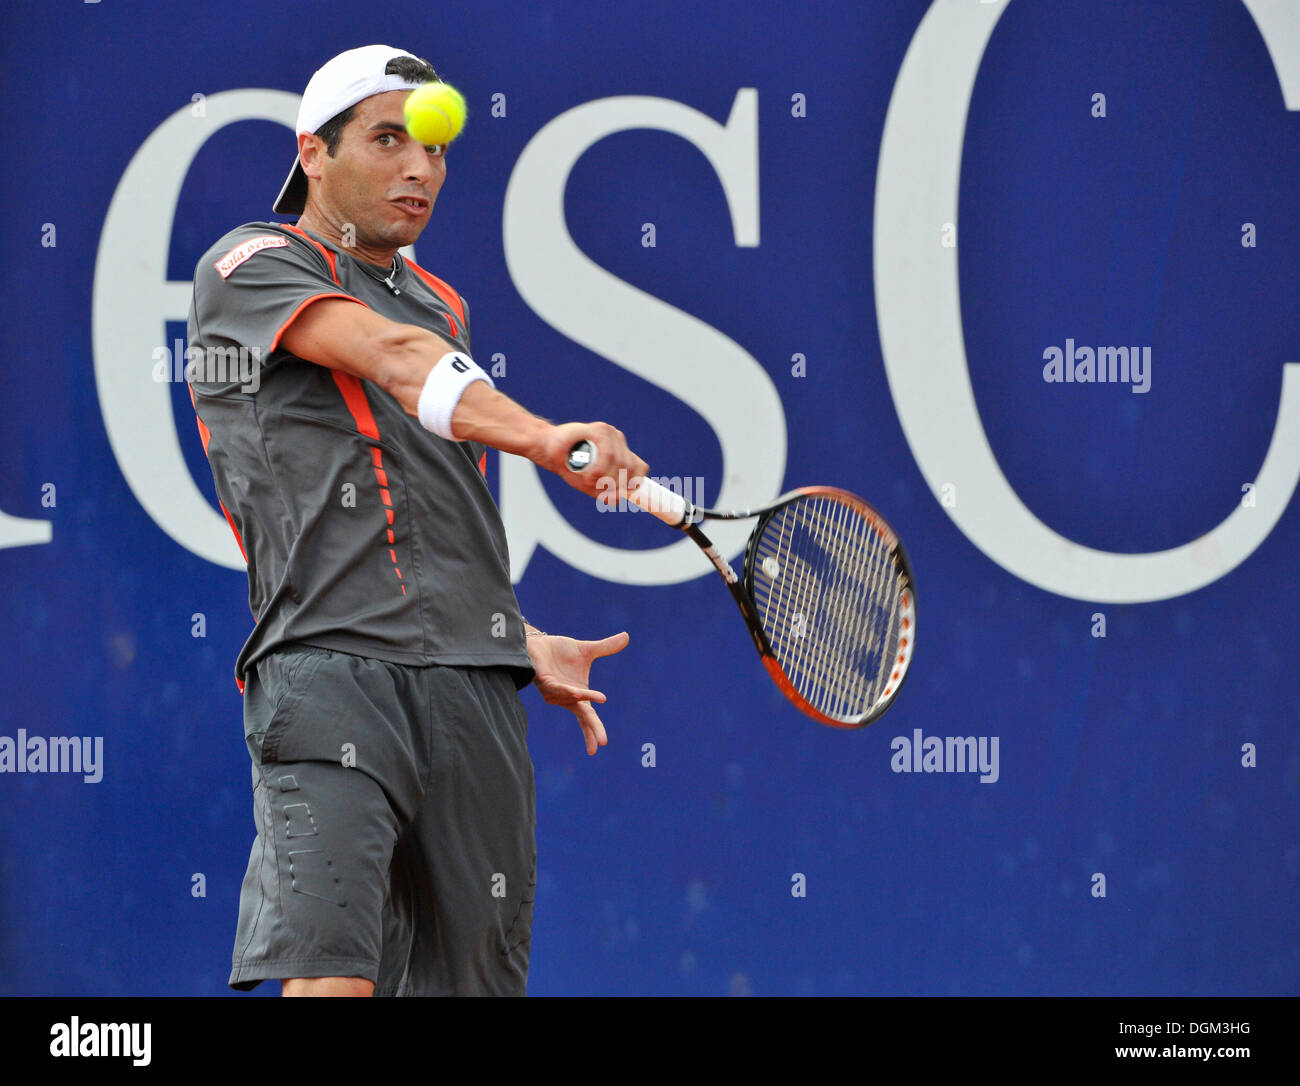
565,440,692,528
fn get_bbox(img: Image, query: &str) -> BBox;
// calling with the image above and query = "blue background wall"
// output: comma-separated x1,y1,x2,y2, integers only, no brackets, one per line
1,0,1296,995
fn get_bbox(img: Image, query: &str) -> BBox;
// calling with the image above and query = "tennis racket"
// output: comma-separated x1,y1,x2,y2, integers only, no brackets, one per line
566,440,916,728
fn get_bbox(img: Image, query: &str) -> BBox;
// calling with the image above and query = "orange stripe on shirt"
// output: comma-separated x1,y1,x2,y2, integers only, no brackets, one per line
270,292,366,353
405,259,467,329
331,371,381,440
331,372,405,595
187,383,248,563
281,224,341,283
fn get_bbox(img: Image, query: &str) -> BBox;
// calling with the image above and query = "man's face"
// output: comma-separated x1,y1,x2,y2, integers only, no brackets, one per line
299,89,447,256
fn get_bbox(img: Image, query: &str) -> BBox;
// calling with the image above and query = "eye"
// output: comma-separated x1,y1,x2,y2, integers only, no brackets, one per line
377,133,397,146
426,144,446,157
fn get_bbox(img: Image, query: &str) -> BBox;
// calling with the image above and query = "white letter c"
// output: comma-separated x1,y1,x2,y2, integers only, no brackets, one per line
874,0,1300,603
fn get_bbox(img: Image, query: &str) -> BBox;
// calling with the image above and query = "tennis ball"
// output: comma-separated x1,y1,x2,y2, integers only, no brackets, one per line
404,82,467,145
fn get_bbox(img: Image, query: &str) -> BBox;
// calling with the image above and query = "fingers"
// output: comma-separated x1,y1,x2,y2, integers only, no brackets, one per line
575,700,608,757
548,421,649,501
540,679,606,706
585,630,630,658
586,421,649,483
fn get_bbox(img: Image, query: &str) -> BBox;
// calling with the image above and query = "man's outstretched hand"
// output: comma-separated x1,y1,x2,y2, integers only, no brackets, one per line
525,630,630,755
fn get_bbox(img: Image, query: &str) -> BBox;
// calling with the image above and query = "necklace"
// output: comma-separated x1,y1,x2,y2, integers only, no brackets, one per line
364,253,402,296
382,255,402,296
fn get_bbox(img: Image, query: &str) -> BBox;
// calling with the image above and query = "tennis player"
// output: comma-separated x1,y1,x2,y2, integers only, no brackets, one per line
186,44,647,996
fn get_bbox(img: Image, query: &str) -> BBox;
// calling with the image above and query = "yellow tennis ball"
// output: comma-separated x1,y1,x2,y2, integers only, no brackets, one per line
404,82,467,145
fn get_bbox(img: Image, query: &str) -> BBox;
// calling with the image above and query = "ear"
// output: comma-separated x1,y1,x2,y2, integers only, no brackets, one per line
298,132,328,180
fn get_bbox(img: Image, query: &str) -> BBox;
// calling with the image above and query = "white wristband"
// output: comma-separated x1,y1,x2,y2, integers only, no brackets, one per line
416,352,494,440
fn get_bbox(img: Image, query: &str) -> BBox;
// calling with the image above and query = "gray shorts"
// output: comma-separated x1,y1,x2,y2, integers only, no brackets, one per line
229,645,536,996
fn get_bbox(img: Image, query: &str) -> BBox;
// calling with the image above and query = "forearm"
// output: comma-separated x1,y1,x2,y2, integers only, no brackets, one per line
282,303,635,489
449,382,552,460
364,318,644,495
377,324,554,459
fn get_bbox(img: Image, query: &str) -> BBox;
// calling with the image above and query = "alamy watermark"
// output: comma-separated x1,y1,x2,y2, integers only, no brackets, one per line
1,730,103,783
1042,340,1151,393
152,338,263,393
50,1018,150,1066
595,469,706,518
891,728,999,783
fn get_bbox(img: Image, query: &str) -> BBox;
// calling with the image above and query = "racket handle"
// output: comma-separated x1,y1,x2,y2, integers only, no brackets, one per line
565,440,693,528
630,476,692,527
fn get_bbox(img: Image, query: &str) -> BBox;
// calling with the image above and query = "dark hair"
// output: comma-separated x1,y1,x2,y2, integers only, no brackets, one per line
314,54,441,156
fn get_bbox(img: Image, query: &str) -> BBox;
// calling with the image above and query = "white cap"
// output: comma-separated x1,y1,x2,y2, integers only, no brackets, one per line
273,44,431,216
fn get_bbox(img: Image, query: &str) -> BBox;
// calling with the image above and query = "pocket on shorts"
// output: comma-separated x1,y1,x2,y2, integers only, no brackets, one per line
246,648,327,764
286,847,346,906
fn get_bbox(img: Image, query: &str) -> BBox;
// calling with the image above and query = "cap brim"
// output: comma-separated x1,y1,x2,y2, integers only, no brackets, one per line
273,155,308,216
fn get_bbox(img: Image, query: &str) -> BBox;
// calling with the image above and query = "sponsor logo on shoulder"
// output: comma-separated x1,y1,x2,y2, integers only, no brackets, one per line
215,234,290,278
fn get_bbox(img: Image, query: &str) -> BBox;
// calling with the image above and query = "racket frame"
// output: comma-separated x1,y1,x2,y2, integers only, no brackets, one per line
564,442,916,728
682,485,917,729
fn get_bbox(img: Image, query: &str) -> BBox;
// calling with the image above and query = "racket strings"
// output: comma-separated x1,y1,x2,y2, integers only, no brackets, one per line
787,501,859,710
751,495,907,721
804,505,893,714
